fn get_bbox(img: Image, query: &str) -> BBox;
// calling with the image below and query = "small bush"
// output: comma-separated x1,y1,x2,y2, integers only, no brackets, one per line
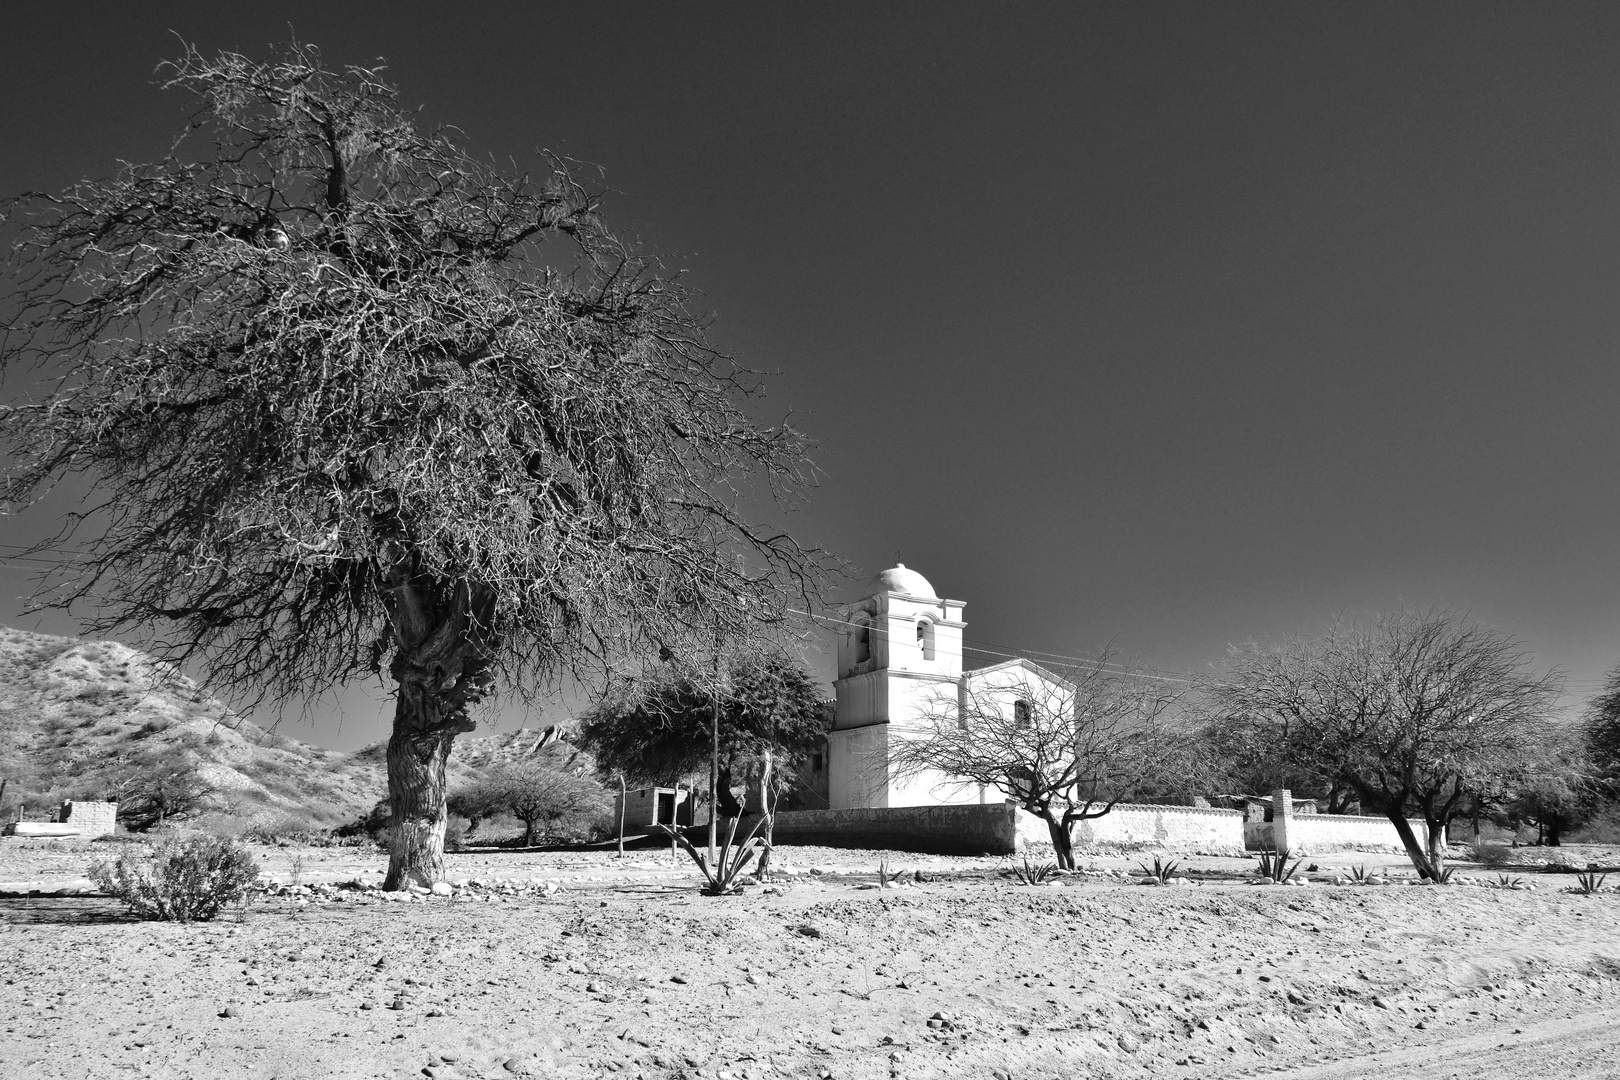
91,835,259,922
1468,839,1515,868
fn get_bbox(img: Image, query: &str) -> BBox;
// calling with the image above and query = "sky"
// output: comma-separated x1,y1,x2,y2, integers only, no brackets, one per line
3,3,1620,749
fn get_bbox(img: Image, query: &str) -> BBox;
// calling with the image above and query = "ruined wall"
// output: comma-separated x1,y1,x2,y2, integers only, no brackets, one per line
613,787,692,830
56,801,116,839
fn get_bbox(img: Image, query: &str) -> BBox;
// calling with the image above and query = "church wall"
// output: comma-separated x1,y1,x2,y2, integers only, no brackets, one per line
828,725,891,809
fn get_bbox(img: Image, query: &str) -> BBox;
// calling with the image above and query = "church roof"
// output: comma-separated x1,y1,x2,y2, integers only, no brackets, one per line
865,563,937,599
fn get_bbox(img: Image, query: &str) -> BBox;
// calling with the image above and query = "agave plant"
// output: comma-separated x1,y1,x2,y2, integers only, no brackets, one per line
877,858,910,889
1256,849,1304,884
1348,865,1373,885
1137,856,1179,885
1573,871,1609,896
1428,867,1456,885
1496,874,1524,889
659,818,769,897
1011,857,1059,886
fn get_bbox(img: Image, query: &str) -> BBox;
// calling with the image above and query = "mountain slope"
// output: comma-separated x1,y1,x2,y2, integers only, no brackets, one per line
0,626,576,830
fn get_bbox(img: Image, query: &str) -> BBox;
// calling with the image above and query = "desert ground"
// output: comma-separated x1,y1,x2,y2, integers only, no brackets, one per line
4,839,1620,1080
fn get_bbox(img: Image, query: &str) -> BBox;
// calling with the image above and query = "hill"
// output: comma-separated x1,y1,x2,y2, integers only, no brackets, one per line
0,626,575,832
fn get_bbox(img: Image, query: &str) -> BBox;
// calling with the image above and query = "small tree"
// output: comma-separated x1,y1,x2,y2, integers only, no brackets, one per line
0,42,825,888
889,658,1180,870
1204,610,1561,880
576,652,828,824
115,748,216,831
1505,724,1601,846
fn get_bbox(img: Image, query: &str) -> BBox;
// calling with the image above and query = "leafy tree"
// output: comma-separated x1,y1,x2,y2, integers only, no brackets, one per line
1204,610,1560,880
1587,664,1620,791
114,748,216,831
1503,726,1598,846
576,652,829,819
450,746,607,847
0,43,823,887
889,658,1182,870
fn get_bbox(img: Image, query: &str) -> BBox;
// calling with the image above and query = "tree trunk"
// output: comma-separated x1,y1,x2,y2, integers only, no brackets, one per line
616,774,626,857
381,576,495,891
1387,812,1439,880
522,817,536,848
757,748,775,879
1546,816,1564,847
383,690,465,890
1045,812,1075,870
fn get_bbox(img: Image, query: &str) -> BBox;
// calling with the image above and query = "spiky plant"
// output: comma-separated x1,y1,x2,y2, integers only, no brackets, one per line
1137,856,1179,885
659,818,769,897
1011,857,1060,886
1257,849,1304,884
1573,871,1609,895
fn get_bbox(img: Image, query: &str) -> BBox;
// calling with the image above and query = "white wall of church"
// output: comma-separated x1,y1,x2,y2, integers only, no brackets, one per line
828,725,891,809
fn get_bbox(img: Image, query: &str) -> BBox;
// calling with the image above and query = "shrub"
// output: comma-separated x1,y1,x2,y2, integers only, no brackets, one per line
1468,839,1515,868
91,835,259,922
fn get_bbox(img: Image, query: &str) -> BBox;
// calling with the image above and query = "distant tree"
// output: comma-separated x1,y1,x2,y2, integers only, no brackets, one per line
576,652,828,820
1587,665,1620,791
115,748,215,831
0,42,824,888
451,747,608,847
1204,610,1560,880
1504,725,1599,846
889,658,1182,871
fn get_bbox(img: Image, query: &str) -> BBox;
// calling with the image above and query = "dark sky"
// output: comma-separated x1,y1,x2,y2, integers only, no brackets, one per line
4,3,1619,748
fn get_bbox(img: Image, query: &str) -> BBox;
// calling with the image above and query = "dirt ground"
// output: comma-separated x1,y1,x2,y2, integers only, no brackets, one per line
4,840,1620,1080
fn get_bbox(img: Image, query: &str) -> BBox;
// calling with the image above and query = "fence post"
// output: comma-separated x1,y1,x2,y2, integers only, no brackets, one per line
1271,789,1294,855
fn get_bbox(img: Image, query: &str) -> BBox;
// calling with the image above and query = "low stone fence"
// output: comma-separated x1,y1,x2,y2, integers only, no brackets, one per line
751,793,1429,857
1070,804,1246,853
1248,812,1428,854
761,804,1027,855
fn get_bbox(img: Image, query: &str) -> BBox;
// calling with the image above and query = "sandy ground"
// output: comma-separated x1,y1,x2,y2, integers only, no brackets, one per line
3,840,1620,1080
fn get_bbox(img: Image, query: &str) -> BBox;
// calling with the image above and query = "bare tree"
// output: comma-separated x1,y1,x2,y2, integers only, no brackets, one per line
1204,610,1560,880
0,42,826,888
890,658,1181,870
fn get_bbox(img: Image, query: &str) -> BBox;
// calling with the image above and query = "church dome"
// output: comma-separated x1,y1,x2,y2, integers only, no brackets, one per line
866,563,937,598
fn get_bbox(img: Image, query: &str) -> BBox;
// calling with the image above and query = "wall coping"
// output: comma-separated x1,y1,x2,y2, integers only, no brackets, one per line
1090,803,1244,818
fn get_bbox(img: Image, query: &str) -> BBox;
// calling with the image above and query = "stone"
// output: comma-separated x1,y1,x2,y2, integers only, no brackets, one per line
431,882,453,897
670,974,688,984
1116,1033,1141,1053
219,1006,240,1018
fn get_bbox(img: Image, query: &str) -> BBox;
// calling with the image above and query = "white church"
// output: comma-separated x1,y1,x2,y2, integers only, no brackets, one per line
823,563,1068,810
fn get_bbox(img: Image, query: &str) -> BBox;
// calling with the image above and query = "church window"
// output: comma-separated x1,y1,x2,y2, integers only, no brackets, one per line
1013,700,1030,728
854,620,870,665
916,618,936,661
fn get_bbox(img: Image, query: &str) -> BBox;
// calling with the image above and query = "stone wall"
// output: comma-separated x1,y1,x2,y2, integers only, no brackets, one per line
1245,790,1428,853
764,803,1025,854
613,787,692,830
56,801,117,839
1069,804,1246,853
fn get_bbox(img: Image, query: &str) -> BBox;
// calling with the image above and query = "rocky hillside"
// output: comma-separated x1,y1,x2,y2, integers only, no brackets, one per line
0,626,571,831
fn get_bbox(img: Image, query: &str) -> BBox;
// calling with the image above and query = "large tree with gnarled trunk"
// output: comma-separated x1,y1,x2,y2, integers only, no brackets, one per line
0,42,824,888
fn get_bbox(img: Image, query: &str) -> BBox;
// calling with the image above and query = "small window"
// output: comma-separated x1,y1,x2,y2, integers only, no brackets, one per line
916,618,936,661
1013,700,1030,728
811,751,825,772
854,621,870,665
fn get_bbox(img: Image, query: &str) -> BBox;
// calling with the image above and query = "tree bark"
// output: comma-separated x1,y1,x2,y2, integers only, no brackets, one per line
383,683,472,889
1387,812,1439,880
1044,812,1075,870
381,575,495,891
1546,816,1564,846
